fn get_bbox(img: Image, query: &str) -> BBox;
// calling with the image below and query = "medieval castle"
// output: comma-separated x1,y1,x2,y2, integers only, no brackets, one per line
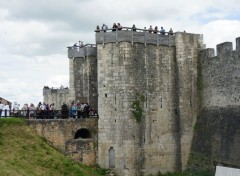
42,27,240,176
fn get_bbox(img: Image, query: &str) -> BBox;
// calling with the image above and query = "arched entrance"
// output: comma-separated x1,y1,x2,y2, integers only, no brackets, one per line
74,128,91,139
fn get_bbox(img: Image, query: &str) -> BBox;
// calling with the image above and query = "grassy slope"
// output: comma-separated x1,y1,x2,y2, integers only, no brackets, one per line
0,118,106,176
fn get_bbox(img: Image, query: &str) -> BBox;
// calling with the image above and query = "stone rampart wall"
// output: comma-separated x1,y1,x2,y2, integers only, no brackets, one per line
190,37,240,170
43,88,69,109
28,119,98,166
201,37,240,108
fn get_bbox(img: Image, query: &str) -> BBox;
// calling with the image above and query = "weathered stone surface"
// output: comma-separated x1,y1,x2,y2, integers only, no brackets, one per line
97,32,203,176
28,118,98,166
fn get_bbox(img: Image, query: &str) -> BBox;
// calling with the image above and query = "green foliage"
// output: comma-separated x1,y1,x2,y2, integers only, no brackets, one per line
0,118,106,176
131,93,145,122
0,117,26,127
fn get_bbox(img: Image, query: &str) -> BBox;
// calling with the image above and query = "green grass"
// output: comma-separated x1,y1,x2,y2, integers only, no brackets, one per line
0,118,106,176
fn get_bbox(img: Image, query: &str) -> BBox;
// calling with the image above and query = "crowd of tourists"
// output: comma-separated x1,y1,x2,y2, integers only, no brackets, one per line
0,100,97,119
95,23,174,35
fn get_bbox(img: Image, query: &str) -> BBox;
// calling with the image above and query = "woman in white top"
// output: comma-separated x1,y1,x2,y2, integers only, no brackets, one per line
2,103,10,117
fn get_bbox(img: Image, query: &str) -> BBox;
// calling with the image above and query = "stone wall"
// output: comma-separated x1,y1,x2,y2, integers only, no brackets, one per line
43,87,69,109
28,118,98,166
68,46,98,109
190,37,240,170
97,32,203,176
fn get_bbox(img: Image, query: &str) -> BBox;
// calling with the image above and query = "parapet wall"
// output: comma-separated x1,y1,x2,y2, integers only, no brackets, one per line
96,30,175,46
200,37,240,108
68,45,97,58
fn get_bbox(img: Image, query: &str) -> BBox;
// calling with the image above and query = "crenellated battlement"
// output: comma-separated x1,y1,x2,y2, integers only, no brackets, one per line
200,36,240,60
68,44,97,58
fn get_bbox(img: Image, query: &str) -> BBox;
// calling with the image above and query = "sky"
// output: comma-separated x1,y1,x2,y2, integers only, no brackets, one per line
0,0,240,108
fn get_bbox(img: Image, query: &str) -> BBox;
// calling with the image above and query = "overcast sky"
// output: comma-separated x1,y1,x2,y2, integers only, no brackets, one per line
0,0,240,107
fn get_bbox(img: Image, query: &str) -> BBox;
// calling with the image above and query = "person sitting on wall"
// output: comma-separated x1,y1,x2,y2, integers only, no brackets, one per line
112,23,117,31
169,28,174,35
117,23,122,30
154,26,158,34
148,25,153,33
132,24,137,31
160,27,165,35
95,25,100,32
102,24,108,32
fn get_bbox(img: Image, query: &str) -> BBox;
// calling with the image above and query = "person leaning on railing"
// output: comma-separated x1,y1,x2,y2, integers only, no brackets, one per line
132,24,137,31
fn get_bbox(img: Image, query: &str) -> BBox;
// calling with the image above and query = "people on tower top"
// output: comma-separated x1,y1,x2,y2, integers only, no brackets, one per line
169,28,174,35
95,23,174,35
132,24,137,31
160,27,165,35
95,25,100,32
112,23,117,31
154,26,158,34
148,25,153,33
117,23,122,30
102,24,108,32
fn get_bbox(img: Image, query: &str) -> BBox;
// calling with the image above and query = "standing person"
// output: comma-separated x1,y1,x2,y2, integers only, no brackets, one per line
148,25,153,33
13,102,19,117
168,28,174,35
0,101,4,117
154,26,158,34
160,27,165,35
132,24,137,31
95,25,100,32
117,23,122,30
3,103,10,117
29,103,35,119
61,102,68,119
21,104,28,118
36,102,41,119
112,23,117,31
84,103,90,118
40,102,46,119
49,103,55,119
101,24,108,32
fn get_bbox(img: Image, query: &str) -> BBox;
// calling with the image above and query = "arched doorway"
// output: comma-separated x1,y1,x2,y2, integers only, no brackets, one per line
109,147,115,168
74,128,91,139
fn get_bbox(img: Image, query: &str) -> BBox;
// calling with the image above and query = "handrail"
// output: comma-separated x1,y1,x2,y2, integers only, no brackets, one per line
0,110,98,119
95,29,176,46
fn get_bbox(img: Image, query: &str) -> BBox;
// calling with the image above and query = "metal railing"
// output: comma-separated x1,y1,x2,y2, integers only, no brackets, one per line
0,110,98,119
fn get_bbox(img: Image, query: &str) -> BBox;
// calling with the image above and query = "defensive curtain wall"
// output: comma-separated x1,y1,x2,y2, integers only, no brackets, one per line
43,86,69,110
190,37,240,170
28,118,98,166
96,29,204,176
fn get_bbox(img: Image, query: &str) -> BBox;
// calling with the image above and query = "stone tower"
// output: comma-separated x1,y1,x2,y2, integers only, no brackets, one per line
96,30,204,175
68,44,98,109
